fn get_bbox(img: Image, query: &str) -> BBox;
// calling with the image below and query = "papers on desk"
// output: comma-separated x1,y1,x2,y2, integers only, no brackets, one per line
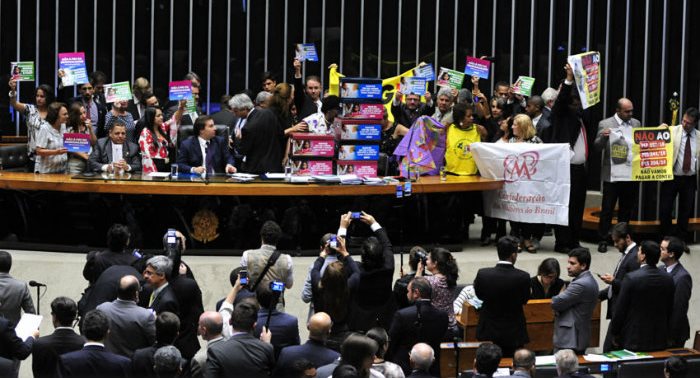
584,350,652,362
291,176,313,183
493,368,511,377
583,354,616,362
312,175,341,183
228,173,257,182
264,173,287,180
148,172,171,178
15,313,42,340
535,355,557,366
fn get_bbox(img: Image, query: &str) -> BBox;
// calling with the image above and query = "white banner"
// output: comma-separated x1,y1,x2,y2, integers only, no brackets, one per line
609,127,634,181
471,143,571,225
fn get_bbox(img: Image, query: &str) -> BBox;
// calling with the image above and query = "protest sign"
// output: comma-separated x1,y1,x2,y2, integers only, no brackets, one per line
63,133,91,153
400,77,427,95
471,142,571,225
512,76,535,97
567,51,601,109
295,43,319,62
104,82,133,103
412,64,435,81
464,56,490,79
436,67,465,89
10,62,34,81
169,81,193,101
58,52,89,86
630,126,674,181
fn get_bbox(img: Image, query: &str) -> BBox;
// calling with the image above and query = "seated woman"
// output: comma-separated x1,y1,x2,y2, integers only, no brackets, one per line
530,257,566,299
138,102,185,174
66,102,97,174
417,247,460,337
34,102,69,173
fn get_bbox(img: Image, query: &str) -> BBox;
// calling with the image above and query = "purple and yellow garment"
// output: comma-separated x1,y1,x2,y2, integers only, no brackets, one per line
393,116,446,177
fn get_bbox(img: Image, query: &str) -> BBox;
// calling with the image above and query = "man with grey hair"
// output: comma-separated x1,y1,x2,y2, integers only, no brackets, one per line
510,348,536,377
432,87,454,125
540,87,558,119
228,93,255,141
554,349,594,378
255,91,272,108
153,345,183,377
407,343,435,378
190,311,225,378
141,255,179,316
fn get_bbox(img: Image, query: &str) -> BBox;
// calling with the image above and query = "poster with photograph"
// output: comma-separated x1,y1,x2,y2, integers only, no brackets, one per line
567,51,601,109
10,62,34,81
436,67,465,89
104,82,133,103
58,52,89,86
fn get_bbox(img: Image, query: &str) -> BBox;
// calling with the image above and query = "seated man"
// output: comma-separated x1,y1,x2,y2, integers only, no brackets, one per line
177,115,236,175
88,121,142,173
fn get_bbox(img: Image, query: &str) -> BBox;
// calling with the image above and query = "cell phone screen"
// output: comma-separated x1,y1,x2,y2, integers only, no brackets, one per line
239,271,248,285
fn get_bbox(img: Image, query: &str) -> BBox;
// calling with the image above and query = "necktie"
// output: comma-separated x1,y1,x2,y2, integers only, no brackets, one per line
205,141,214,174
683,132,692,173
148,291,155,307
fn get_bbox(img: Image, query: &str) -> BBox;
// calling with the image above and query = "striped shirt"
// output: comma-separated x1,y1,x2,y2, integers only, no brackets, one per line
35,123,67,173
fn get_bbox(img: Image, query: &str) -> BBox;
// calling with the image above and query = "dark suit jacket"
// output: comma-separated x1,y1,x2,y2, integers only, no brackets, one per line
535,115,552,137
0,317,33,360
609,265,675,351
599,245,640,319
87,137,142,173
293,76,320,120
239,108,284,174
132,342,187,378
170,276,204,359
78,265,142,321
82,250,139,285
663,262,692,346
32,328,86,378
474,263,531,349
254,309,300,358
273,339,339,377
540,81,594,149
60,344,131,378
144,284,180,316
386,300,448,377
206,332,275,378
407,369,438,378
176,135,235,174
210,109,238,130
127,99,146,123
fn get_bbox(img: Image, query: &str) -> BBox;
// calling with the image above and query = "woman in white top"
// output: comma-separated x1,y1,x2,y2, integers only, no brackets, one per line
8,80,56,170
34,102,69,173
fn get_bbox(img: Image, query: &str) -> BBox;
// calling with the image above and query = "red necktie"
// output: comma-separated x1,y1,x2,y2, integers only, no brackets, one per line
683,133,692,173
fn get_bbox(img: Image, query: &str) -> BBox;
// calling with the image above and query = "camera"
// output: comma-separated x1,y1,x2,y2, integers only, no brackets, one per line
270,281,285,292
329,234,338,249
351,212,361,219
239,270,248,285
415,250,428,265
165,229,179,257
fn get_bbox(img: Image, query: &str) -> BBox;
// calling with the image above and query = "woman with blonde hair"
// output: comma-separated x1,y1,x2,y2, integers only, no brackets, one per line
509,113,542,143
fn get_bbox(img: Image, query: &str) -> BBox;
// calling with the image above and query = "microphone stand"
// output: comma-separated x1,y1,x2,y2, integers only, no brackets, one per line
453,336,461,378
35,285,41,315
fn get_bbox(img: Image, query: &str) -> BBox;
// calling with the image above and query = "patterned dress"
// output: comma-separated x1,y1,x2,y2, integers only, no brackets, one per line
138,116,179,174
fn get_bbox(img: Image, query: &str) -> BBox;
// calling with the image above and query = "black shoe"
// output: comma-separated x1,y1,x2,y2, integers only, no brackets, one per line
554,245,570,254
598,241,608,253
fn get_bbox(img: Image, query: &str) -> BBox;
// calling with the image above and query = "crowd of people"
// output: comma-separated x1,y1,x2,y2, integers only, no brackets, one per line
0,209,695,377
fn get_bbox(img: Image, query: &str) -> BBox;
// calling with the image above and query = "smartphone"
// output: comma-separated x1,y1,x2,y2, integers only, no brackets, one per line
351,212,362,219
239,270,248,285
329,235,338,249
270,281,285,292
473,95,480,103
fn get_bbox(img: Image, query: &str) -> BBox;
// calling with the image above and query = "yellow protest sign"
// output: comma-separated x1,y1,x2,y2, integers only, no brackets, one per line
631,126,674,181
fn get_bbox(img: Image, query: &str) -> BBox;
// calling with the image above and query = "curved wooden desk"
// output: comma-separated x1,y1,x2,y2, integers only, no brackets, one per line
0,172,503,196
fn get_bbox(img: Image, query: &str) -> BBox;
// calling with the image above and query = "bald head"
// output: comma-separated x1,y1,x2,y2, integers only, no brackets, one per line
117,275,140,301
307,312,332,341
198,311,223,340
616,98,634,122
410,343,435,371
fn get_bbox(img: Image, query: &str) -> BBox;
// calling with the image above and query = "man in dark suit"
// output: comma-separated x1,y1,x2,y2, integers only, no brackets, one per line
660,236,693,347
177,115,236,175
87,122,142,173
472,343,502,378
406,343,438,378
610,240,675,351
386,277,448,377
210,95,238,130
0,316,37,378
540,64,595,253
253,282,300,358
132,311,182,378
473,236,531,357
274,312,339,377
0,250,35,325
526,95,552,136
82,224,138,285
57,79,108,137
597,222,640,351
141,255,180,316
292,58,323,119
238,103,284,174
32,297,85,378
206,299,275,377
593,98,641,253
59,309,131,377
78,265,141,326
97,275,156,357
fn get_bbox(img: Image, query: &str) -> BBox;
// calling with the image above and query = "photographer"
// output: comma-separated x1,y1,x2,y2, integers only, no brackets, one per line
392,246,428,309
253,280,300,358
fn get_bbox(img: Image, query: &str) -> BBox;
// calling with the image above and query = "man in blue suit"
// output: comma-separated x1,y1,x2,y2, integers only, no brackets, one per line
59,309,131,377
660,236,693,348
254,281,300,358
177,115,236,174
274,312,339,377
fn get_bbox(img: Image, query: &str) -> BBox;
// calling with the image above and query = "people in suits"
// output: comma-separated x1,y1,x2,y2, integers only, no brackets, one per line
540,64,595,253
77,265,141,327
82,224,138,285
210,95,238,131
593,98,640,253
176,115,236,174
472,343,502,378
274,312,340,377
473,236,531,357
190,311,225,378
551,248,600,354
554,349,595,378
0,250,36,325
57,79,108,138
406,343,437,378
59,309,132,378
32,297,85,378
660,108,700,241
526,95,552,136
131,311,182,378
87,122,142,173
238,104,285,174
386,277,448,377
597,222,640,351
253,282,300,358
141,255,180,316
205,299,275,378
609,240,675,351
97,275,156,357
510,349,536,378
660,236,693,347
0,316,37,378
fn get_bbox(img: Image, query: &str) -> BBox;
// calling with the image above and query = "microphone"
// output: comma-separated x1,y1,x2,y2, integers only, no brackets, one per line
29,280,47,287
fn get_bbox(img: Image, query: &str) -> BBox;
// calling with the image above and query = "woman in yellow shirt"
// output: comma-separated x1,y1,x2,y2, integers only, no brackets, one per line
444,102,488,175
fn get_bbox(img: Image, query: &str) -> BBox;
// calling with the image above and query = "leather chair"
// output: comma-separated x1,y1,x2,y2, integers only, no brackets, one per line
0,144,29,171
177,125,230,148
617,359,665,378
